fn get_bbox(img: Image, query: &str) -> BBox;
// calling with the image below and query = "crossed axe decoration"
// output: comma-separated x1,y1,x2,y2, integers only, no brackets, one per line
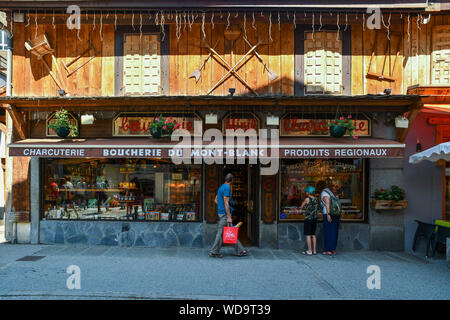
189,37,278,96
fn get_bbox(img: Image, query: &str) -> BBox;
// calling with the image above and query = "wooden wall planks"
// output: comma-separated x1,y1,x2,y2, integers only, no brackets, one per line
11,18,444,97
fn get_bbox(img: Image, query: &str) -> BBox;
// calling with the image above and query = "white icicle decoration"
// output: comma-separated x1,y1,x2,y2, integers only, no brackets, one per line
100,11,103,41
226,11,230,30
202,12,206,39
319,12,322,31
336,13,340,41
252,11,256,30
139,12,142,40
25,11,30,28
382,12,391,40
244,13,247,39
278,11,281,31
269,12,273,42
211,11,214,30
160,12,166,42
293,11,296,29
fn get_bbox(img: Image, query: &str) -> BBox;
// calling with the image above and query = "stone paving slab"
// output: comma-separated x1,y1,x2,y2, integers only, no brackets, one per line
0,244,448,300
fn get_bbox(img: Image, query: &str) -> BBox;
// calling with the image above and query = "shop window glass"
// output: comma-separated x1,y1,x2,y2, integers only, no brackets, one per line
280,159,365,222
43,159,201,222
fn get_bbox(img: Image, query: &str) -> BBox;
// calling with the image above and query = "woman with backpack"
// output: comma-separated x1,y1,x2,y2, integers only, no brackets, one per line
321,183,342,256
300,186,319,256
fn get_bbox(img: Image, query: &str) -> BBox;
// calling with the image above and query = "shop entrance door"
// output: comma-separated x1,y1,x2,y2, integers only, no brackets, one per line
222,164,259,246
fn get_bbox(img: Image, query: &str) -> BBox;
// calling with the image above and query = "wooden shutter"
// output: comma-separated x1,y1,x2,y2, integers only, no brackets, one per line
432,26,450,85
123,34,160,95
304,31,342,94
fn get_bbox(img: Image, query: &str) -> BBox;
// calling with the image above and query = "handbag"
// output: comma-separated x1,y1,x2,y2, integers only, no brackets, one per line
222,225,239,244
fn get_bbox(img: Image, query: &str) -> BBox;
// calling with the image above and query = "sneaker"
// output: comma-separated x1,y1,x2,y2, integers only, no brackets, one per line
209,252,224,258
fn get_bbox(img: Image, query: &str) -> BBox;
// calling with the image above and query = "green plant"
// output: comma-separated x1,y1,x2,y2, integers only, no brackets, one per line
47,109,78,137
150,115,180,136
374,185,405,201
327,115,357,139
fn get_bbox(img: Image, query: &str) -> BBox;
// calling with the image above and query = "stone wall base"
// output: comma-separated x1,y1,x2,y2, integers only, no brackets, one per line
278,222,370,251
40,220,203,247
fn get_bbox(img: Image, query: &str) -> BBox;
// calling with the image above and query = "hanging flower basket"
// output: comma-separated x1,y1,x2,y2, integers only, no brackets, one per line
329,125,347,138
149,115,180,139
327,115,358,139
47,109,79,138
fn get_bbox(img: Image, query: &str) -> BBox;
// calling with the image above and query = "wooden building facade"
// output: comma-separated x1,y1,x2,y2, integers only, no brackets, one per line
0,1,447,250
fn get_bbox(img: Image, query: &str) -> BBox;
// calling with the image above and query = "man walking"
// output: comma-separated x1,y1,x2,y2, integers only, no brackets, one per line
210,173,248,258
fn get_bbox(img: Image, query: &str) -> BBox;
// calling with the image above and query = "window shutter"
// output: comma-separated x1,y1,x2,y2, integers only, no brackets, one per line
123,34,161,95
432,26,450,85
304,31,342,94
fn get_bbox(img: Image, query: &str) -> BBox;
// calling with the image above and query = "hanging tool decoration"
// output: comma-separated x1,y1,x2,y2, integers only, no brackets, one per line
62,40,99,78
366,30,403,82
189,40,219,83
25,34,65,92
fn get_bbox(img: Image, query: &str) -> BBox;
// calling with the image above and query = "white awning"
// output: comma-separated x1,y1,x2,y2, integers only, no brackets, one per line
409,142,450,164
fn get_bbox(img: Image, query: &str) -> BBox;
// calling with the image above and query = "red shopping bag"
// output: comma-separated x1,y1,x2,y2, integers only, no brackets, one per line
222,226,239,244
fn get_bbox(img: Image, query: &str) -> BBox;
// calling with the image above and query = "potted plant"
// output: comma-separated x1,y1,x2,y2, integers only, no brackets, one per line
47,109,78,138
370,185,407,210
327,115,357,139
150,115,180,139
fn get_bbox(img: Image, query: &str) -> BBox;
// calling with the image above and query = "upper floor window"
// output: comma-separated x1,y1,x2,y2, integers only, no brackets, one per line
115,26,169,96
294,26,350,96
304,31,343,94
432,25,450,85
123,34,161,95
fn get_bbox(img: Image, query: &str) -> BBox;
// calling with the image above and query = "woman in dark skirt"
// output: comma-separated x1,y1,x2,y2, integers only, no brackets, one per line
300,186,319,255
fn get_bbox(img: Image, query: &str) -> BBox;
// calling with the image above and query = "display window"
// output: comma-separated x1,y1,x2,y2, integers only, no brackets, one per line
42,159,201,222
280,159,365,222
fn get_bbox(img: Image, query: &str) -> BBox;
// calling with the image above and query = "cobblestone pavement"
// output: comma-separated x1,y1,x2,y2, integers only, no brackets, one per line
0,243,448,300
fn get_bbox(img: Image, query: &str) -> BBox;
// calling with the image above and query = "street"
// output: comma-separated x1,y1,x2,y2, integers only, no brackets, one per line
0,242,448,300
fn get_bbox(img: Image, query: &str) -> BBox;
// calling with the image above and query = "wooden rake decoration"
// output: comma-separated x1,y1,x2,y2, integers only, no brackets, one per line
189,40,219,83
243,38,279,82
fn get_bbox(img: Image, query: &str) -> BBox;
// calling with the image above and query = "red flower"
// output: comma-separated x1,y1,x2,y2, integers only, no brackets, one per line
163,126,167,130
353,135,359,140
339,117,344,120
347,115,352,119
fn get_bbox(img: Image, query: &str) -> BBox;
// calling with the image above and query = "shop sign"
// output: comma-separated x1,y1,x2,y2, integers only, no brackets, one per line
113,113,201,136
280,115,370,137
10,146,404,159
222,112,260,134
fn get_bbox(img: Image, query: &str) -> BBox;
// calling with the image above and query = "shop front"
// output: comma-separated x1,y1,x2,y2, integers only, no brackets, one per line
4,96,417,250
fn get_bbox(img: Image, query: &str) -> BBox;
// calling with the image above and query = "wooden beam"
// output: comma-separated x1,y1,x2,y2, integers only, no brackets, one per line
4,104,26,140
429,117,450,125
397,104,421,143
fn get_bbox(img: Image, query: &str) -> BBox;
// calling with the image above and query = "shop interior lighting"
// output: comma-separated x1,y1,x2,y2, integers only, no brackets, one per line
81,114,95,125
205,113,218,124
266,114,279,126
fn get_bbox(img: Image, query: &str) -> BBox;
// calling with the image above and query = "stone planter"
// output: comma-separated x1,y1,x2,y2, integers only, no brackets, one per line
370,199,408,210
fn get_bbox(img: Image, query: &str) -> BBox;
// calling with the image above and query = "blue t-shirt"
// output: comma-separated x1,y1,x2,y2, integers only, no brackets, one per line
217,183,234,215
